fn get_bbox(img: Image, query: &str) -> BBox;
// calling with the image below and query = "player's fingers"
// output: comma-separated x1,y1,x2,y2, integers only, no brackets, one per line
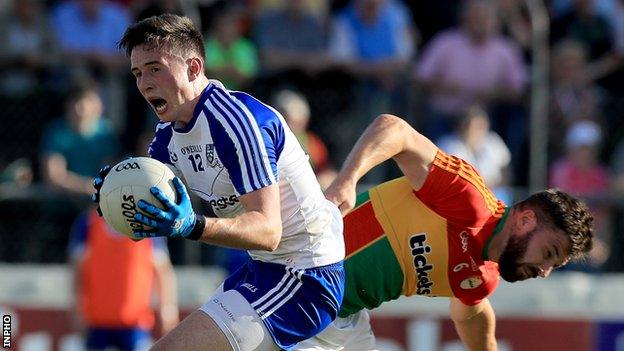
150,187,176,209
134,210,161,227
172,177,189,203
93,177,103,191
98,165,111,177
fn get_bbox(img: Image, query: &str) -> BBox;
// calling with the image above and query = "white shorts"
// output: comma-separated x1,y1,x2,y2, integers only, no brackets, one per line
293,311,378,351
200,286,278,351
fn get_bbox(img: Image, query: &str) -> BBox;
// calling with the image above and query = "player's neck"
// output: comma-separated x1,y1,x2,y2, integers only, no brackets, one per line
486,208,514,262
175,77,211,128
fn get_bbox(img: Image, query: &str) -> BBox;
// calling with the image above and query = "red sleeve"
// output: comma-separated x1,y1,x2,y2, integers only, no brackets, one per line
415,151,505,228
458,262,500,306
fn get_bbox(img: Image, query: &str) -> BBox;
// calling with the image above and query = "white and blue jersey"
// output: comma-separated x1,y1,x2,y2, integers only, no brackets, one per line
148,80,344,269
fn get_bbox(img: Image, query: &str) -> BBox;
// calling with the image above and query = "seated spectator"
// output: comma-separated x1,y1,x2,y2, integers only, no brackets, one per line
437,105,512,203
39,81,119,197
204,5,258,90
0,0,59,97
550,119,612,270
273,89,337,190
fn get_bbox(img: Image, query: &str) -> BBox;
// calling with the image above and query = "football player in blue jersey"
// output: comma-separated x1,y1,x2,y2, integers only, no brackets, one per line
93,14,345,351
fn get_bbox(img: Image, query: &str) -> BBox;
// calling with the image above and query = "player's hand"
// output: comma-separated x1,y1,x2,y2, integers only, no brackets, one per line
324,177,357,216
132,177,201,239
92,165,111,216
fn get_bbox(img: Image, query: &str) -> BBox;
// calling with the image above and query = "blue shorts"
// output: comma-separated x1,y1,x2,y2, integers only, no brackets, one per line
86,327,151,350
223,259,345,350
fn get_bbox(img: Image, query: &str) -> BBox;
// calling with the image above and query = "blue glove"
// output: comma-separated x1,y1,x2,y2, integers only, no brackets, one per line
92,165,111,217
133,177,205,240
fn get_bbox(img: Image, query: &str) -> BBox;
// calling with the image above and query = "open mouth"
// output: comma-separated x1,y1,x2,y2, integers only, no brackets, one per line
148,97,168,114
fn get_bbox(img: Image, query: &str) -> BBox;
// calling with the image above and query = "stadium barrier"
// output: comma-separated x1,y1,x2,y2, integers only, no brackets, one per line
1,265,624,351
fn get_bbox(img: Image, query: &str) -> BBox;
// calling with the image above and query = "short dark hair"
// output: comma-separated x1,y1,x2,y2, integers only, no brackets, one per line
66,79,99,105
118,14,205,59
514,189,594,260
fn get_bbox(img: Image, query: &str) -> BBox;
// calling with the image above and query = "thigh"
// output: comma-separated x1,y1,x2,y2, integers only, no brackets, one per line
294,311,378,351
150,310,232,351
200,288,279,351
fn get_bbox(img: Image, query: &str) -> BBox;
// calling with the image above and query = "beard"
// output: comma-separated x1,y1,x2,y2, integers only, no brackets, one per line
498,229,537,282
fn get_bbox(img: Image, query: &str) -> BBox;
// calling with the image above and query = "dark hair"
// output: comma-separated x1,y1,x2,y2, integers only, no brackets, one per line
66,79,99,105
118,14,205,59
514,189,594,260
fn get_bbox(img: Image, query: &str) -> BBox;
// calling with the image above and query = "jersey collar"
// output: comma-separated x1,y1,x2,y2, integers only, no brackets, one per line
482,207,510,260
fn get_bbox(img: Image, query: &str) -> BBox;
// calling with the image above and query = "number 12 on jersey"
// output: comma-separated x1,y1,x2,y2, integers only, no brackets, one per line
188,154,205,172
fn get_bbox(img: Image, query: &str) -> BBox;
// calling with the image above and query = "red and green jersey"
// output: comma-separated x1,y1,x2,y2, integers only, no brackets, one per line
339,150,507,317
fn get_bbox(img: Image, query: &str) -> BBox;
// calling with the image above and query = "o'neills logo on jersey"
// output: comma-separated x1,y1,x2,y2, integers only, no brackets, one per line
180,144,203,155
409,233,434,295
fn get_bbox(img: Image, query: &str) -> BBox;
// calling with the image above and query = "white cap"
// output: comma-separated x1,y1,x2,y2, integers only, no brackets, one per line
565,120,602,149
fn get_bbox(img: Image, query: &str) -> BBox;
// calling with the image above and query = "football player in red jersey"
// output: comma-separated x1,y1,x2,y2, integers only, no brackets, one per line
295,114,594,351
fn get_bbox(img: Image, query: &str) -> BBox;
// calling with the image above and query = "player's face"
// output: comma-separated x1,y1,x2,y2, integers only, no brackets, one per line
130,44,195,122
498,224,569,283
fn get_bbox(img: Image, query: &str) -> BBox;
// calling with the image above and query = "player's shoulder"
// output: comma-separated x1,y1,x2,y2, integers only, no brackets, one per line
148,122,174,163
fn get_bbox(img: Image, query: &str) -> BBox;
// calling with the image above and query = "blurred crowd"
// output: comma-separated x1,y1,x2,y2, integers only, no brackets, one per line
0,0,624,273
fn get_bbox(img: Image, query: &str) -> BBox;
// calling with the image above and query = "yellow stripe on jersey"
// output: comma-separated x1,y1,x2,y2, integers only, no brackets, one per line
369,177,453,297
434,152,500,216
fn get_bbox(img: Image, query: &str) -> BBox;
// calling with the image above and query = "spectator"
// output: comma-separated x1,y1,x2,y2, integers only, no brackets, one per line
437,105,512,203
51,0,131,130
204,5,258,90
39,81,119,197
414,0,526,148
51,0,130,77
549,38,606,158
550,0,619,82
273,89,337,190
254,0,329,77
550,120,612,270
329,0,414,94
0,0,59,97
69,207,179,350
328,0,415,183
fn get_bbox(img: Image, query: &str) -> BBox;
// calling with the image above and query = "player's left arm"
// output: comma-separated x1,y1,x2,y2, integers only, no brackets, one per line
325,114,438,215
449,297,497,351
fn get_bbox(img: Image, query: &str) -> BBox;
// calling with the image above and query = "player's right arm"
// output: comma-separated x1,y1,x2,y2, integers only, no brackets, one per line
325,114,438,215
449,298,497,351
